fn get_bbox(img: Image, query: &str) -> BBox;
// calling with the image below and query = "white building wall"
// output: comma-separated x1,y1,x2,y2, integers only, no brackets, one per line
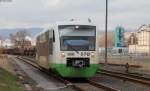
129,25,150,55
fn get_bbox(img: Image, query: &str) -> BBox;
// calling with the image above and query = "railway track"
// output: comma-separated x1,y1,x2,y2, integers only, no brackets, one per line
98,69,150,86
16,56,119,91
99,63,141,68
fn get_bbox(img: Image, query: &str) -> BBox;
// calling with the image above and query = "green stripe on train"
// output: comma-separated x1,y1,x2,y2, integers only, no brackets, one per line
51,64,99,78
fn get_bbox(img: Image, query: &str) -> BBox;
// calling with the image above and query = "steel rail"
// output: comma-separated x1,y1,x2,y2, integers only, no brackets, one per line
16,56,87,91
88,80,119,91
98,69,150,86
16,56,119,91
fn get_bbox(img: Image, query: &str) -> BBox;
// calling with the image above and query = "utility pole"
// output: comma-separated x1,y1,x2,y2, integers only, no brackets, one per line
105,0,108,65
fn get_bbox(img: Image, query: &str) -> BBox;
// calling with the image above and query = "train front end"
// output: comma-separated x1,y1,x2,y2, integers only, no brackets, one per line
54,24,99,78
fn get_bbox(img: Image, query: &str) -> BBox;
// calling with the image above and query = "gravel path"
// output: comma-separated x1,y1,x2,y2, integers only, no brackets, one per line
11,56,75,91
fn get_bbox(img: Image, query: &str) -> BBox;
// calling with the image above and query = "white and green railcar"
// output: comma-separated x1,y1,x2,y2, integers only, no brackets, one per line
36,21,99,78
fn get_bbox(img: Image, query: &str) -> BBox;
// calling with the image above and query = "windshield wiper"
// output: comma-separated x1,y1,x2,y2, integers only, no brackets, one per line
66,43,79,54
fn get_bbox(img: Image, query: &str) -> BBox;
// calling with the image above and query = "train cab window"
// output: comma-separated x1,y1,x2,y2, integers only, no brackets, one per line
53,30,55,42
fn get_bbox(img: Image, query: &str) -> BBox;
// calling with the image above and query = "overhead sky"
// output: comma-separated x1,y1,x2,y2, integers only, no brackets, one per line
0,0,149,30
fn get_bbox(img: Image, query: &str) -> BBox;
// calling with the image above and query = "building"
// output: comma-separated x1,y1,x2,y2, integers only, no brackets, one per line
0,40,2,47
2,39,14,48
114,26,126,47
0,40,3,48
129,25,150,55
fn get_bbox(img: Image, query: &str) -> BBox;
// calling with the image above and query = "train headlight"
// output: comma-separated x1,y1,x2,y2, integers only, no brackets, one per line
61,52,65,58
91,52,95,58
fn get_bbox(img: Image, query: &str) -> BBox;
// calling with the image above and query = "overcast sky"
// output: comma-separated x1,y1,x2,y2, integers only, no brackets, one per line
0,0,149,30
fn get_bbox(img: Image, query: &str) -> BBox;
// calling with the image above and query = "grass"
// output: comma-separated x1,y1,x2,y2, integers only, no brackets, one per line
0,68,22,91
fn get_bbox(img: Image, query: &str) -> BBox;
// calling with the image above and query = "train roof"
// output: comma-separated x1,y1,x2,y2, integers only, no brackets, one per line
55,20,96,26
34,25,53,38
35,20,96,38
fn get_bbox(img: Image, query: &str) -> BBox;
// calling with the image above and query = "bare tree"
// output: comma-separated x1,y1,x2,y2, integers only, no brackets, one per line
9,29,30,48
0,36,3,53
128,33,138,45
99,32,115,48
14,29,30,41
9,33,16,44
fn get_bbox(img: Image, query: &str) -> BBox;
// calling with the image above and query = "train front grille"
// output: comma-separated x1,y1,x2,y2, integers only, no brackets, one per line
67,58,90,68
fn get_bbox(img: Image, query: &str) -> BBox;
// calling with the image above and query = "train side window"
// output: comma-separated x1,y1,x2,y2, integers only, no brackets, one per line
53,30,55,42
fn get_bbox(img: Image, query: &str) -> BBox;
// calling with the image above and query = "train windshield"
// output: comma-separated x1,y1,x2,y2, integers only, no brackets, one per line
59,25,96,51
